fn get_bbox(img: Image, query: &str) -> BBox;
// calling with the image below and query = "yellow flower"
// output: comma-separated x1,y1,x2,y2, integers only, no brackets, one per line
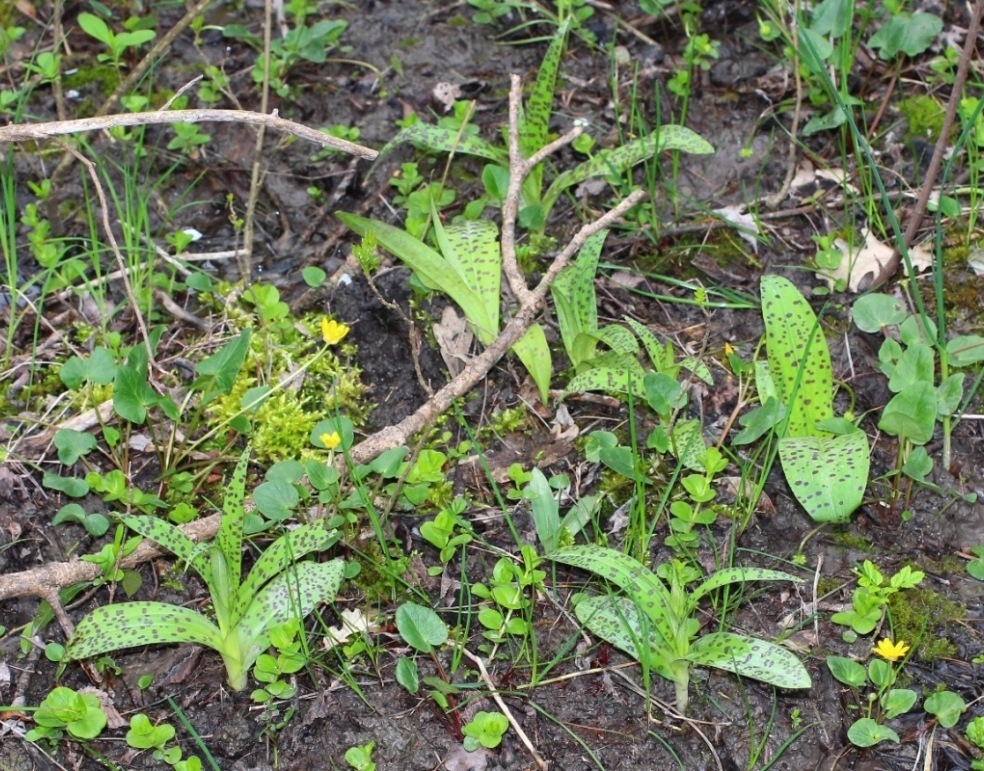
319,431,341,450
873,638,910,662
321,317,350,345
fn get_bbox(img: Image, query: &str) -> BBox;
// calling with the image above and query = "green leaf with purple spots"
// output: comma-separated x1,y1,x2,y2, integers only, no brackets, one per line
550,546,675,639
690,566,803,604
234,559,344,676
543,126,714,217
233,521,339,617
563,364,645,397
369,123,505,174
779,430,869,523
338,212,495,345
217,445,250,597
120,514,211,584
433,212,501,344
519,17,571,159
552,230,605,365
760,275,833,438
65,603,223,662
573,595,674,680
688,632,811,689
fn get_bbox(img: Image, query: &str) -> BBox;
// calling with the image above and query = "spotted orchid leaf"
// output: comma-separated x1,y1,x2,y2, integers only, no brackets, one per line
368,123,505,175
120,514,211,584
778,431,869,523
234,559,345,679
338,212,495,345
433,211,501,345
552,229,605,364
233,521,339,617
65,603,223,662
574,595,675,680
689,567,803,607
550,546,676,639
519,17,571,160
216,445,251,596
563,364,645,397
542,126,714,217
688,632,811,689
760,275,833,438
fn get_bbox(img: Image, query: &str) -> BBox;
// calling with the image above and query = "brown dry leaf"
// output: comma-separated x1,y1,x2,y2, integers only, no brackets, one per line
433,306,473,377
821,230,932,292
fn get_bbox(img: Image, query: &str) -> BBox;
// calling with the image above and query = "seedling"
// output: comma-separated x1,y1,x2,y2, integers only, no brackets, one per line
830,560,923,639
828,638,967,748
549,546,810,714
25,686,108,743
64,447,344,691
345,741,377,771
462,711,509,751
77,13,156,71
852,292,984,492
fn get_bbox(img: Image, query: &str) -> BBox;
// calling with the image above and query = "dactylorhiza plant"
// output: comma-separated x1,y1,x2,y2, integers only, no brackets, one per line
754,275,870,524
64,447,344,691
549,546,811,714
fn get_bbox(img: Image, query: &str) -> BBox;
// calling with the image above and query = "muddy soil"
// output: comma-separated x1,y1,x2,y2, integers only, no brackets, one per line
1,2,983,771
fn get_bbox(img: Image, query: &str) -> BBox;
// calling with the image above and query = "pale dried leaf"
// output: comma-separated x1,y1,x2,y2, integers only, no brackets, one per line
433,306,473,377
822,230,931,292
713,205,760,253
323,608,376,650
432,82,461,113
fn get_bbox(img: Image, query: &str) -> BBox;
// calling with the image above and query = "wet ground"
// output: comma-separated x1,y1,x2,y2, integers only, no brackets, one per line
1,1,983,770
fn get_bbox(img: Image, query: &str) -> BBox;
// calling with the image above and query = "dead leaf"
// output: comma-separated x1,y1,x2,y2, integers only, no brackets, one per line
323,609,377,651
821,229,932,292
432,82,461,113
713,205,760,253
433,306,473,377
606,271,646,289
968,248,984,278
80,687,126,729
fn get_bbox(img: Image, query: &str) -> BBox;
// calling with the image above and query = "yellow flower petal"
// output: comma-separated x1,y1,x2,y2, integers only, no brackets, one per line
319,431,341,450
872,638,910,662
321,317,350,345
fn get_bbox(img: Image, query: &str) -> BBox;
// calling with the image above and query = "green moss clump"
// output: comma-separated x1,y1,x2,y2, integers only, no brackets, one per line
62,63,121,101
898,95,946,140
199,307,368,463
887,586,965,662
828,528,874,552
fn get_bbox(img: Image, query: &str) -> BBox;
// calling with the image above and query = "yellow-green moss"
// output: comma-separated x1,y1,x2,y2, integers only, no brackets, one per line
887,586,965,662
898,95,946,141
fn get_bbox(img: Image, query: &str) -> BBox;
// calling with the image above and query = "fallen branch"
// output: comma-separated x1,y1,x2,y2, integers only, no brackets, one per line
0,109,378,159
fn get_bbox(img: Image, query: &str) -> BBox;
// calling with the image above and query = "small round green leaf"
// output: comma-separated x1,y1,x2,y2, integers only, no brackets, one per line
924,690,966,728
847,717,899,747
395,602,448,653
